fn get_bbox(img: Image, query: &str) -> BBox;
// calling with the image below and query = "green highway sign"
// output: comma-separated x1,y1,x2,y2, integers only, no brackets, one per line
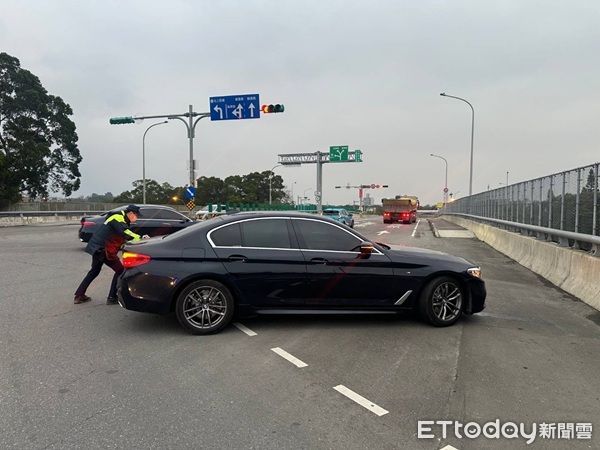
329,145,349,162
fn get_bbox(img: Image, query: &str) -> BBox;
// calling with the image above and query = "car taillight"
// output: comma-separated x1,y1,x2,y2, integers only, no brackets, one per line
122,252,152,268
82,221,95,228
384,212,390,216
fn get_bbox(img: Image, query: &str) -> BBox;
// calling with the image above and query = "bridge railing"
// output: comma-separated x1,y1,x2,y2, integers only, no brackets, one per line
445,162,599,238
443,212,600,256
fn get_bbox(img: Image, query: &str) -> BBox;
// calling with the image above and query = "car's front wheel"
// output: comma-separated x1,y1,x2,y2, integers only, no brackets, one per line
419,276,463,326
175,280,234,335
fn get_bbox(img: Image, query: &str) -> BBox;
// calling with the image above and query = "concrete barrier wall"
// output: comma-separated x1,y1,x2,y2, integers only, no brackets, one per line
0,215,83,227
443,215,600,311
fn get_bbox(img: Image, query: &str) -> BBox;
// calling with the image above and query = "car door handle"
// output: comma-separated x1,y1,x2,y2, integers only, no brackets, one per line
310,257,328,264
227,255,247,262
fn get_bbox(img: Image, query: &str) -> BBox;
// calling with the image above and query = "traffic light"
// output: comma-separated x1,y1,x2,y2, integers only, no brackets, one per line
261,104,285,114
109,116,135,125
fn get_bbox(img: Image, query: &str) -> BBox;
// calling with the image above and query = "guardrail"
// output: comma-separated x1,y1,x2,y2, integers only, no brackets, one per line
443,212,600,255
0,210,105,218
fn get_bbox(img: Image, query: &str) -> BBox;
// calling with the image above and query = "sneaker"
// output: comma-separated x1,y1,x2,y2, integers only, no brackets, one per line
106,297,118,305
74,294,91,304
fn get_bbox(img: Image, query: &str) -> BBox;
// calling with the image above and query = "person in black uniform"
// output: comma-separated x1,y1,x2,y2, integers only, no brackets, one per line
74,205,145,305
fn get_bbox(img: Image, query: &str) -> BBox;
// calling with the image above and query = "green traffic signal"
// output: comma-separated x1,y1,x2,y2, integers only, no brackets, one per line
109,116,135,125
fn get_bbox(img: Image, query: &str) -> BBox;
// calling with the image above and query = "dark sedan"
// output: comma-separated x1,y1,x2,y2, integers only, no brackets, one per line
79,205,194,242
117,212,486,334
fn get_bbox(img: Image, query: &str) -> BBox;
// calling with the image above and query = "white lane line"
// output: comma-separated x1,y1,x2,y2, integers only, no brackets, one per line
440,445,460,450
233,322,257,336
411,219,421,237
333,385,389,416
271,347,308,368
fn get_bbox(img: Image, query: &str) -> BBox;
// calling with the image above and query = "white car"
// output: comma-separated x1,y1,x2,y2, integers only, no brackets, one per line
195,210,226,221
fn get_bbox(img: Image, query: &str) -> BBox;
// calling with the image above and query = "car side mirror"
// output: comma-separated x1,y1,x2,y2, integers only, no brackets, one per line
348,213,353,217
359,241,374,258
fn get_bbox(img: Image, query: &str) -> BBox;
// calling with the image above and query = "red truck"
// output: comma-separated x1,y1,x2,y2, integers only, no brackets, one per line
382,196,419,224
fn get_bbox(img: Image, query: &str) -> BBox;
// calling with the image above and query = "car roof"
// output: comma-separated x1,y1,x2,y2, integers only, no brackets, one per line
100,204,184,216
211,211,340,225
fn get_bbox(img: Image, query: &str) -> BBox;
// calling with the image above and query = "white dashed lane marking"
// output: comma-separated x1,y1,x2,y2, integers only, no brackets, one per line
411,219,421,237
233,322,257,336
333,385,389,416
271,347,308,368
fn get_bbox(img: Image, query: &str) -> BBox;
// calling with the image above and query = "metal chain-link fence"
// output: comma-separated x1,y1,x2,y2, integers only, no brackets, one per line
445,162,600,237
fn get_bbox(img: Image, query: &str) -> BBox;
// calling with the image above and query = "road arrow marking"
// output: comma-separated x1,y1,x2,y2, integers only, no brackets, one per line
377,230,390,235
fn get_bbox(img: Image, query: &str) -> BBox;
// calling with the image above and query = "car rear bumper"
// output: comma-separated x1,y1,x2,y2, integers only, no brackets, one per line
118,271,173,315
78,229,92,242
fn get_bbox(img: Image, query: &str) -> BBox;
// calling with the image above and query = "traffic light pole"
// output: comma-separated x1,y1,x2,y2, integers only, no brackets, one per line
335,183,389,213
111,105,210,188
166,105,210,187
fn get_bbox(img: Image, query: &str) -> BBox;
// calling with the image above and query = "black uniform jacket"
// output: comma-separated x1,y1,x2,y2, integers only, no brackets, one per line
85,211,141,260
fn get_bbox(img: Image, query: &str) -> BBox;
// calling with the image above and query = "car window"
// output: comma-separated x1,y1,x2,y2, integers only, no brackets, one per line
210,223,242,246
140,207,162,219
293,219,361,252
323,210,339,216
240,219,291,249
153,209,187,220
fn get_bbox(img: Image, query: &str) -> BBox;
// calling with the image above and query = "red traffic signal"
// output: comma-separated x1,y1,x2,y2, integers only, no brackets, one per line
261,104,285,114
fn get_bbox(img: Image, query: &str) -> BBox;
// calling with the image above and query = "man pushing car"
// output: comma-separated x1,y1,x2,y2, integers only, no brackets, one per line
74,205,147,305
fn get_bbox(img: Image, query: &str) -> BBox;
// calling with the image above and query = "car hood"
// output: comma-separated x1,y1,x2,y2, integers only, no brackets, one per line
385,244,475,268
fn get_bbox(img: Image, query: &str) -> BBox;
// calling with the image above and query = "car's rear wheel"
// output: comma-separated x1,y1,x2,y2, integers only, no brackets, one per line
419,276,463,326
175,280,234,335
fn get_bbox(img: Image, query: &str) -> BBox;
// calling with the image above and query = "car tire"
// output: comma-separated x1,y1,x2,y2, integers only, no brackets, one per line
418,276,463,327
175,279,234,335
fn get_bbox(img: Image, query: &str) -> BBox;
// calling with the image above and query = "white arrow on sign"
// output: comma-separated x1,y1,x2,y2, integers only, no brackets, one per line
213,105,223,119
377,230,390,235
232,104,244,119
248,103,256,117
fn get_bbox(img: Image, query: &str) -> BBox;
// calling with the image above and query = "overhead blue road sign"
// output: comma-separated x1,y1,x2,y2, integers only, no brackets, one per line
209,94,260,121
183,186,196,200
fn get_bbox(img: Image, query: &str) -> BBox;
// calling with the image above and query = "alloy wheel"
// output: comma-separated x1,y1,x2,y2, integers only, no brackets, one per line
182,286,228,329
431,282,462,322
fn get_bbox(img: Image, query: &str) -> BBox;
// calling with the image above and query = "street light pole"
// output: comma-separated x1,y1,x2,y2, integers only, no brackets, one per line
142,120,168,204
430,153,448,204
440,92,475,196
269,164,283,205
506,171,509,186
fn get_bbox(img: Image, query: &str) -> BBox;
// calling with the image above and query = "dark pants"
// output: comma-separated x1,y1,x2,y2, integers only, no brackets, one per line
75,250,124,298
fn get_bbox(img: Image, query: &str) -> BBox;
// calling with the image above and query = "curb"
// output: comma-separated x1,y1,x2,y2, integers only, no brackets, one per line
427,219,440,238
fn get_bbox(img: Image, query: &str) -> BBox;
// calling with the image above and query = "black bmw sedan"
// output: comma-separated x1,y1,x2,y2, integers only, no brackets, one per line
118,212,486,334
79,204,194,242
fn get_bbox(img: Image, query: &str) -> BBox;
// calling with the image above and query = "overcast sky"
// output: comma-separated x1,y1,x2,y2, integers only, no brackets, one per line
2,0,599,205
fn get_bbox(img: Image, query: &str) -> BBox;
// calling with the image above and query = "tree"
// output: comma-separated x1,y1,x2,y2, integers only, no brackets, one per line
0,52,82,207
114,179,186,204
